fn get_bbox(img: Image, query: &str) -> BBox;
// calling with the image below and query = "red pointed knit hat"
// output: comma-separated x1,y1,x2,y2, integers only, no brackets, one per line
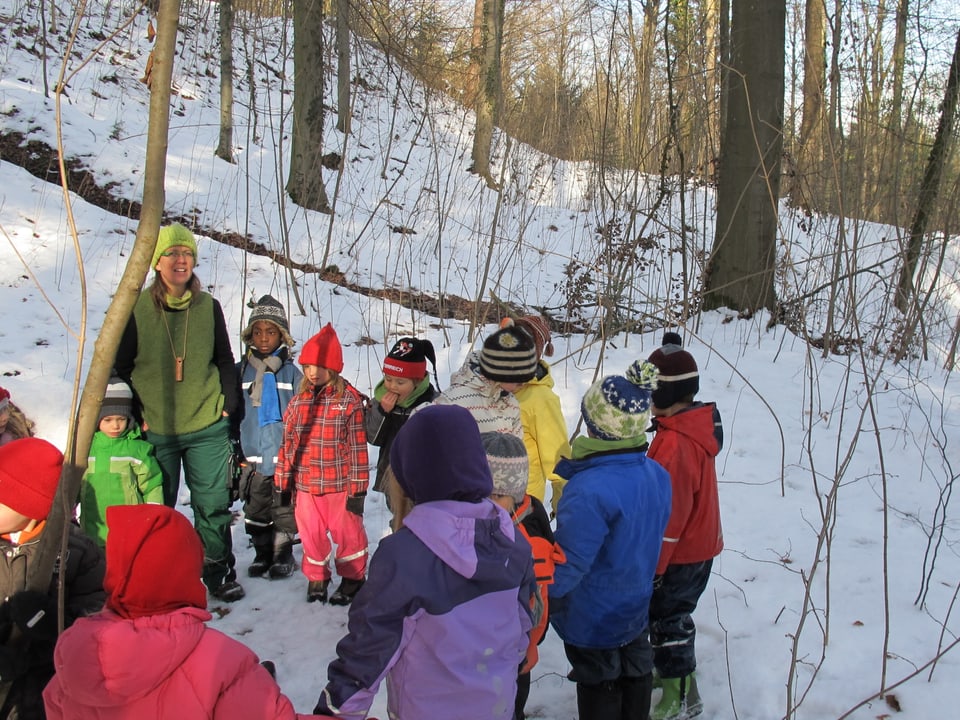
299,323,344,372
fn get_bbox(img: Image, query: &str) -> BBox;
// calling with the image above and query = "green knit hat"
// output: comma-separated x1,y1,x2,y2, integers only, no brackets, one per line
151,223,198,267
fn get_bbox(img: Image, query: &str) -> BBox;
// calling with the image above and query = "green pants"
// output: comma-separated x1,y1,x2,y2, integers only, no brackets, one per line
146,417,235,588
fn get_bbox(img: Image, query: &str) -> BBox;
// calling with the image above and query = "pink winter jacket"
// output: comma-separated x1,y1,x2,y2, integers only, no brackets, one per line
43,606,315,720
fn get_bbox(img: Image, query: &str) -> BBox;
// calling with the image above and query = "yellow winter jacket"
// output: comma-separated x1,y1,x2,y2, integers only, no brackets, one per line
515,360,571,514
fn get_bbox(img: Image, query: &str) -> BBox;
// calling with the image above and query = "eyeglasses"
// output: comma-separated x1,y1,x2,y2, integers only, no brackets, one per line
160,250,195,259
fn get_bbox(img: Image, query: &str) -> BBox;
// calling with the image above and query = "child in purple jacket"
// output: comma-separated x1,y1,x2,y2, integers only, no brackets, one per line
313,405,535,720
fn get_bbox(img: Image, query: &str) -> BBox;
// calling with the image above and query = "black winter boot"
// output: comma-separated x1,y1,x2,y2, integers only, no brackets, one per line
269,533,296,579
576,681,622,720
620,674,654,719
247,541,274,578
329,577,365,606
307,579,329,603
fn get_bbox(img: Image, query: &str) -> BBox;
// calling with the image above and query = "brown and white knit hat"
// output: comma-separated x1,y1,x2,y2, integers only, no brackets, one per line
241,294,295,348
478,320,538,384
481,431,529,504
513,315,554,359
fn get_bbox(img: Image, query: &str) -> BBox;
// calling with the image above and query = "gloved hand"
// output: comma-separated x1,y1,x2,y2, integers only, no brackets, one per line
0,591,57,644
346,493,366,517
273,487,292,508
653,574,664,591
227,437,249,503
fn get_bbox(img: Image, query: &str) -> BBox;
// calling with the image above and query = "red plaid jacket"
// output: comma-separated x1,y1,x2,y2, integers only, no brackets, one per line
275,382,369,496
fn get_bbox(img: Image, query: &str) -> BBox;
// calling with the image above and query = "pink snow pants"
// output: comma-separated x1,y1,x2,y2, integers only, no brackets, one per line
294,490,368,582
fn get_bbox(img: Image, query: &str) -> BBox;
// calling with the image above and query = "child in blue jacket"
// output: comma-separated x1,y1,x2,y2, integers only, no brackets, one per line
237,295,303,579
550,361,671,720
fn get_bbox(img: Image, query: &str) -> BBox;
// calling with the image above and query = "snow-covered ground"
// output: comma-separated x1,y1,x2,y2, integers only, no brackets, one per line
1,3,959,718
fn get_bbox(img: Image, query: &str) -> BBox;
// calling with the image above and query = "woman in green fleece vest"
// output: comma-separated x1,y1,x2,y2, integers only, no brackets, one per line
115,223,245,603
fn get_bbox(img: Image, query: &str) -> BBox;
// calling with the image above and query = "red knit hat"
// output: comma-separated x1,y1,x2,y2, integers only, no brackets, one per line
104,504,207,619
512,315,554,358
0,386,9,412
383,337,436,380
299,323,344,372
0,438,62,520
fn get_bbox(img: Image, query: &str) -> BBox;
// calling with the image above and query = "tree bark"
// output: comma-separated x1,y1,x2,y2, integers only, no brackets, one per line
796,0,826,177
894,26,960,313
470,0,504,187
336,0,351,134
704,0,785,314
287,0,331,212
29,0,180,611
214,0,234,162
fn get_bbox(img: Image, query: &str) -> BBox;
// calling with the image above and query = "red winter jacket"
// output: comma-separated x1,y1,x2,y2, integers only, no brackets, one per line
647,402,724,574
43,504,317,720
43,607,313,720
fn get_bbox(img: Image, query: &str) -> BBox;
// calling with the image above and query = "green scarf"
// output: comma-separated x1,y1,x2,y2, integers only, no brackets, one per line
373,376,432,409
165,291,193,310
570,434,647,460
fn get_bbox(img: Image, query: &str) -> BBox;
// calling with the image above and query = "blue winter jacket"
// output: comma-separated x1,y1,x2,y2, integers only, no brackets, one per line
237,351,301,475
550,448,672,649
316,498,535,720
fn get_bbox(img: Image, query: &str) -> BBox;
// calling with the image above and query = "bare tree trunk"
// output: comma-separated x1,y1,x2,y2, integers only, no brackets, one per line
890,0,909,132
470,0,504,187
214,0,235,162
465,0,483,107
796,0,826,185
336,0,351,134
704,0,785,314
287,0,331,212
29,0,179,616
718,0,730,153
894,27,960,314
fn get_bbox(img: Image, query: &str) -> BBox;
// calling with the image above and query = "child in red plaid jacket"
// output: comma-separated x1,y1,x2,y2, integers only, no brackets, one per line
274,324,370,606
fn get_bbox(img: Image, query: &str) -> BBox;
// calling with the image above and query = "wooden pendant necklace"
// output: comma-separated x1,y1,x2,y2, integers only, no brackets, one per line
161,307,190,382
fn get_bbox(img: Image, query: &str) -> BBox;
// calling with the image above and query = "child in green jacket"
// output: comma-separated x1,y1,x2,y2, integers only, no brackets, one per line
79,376,164,547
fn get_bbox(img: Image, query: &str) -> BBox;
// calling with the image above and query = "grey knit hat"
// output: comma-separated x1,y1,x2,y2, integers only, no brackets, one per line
481,432,529,504
100,376,134,424
241,294,295,348
478,320,538,384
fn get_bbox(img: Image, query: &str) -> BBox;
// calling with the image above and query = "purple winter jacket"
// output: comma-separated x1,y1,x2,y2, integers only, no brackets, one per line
315,499,535,720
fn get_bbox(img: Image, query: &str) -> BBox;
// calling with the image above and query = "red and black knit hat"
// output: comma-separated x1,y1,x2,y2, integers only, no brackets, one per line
383,337,437,380
646,332,699,409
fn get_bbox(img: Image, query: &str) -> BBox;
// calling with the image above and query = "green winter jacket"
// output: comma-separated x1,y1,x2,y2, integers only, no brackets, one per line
79,427,164,547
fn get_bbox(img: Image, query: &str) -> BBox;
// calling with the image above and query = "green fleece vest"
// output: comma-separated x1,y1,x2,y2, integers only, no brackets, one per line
131,291,224,435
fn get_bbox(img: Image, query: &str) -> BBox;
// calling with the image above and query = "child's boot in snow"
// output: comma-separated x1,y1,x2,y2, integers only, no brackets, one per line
268,533,296,579
306,579,329,603
247,538,273,578
652,673,702,720
575,681,621,720
620,674,653,719
329,577,365,606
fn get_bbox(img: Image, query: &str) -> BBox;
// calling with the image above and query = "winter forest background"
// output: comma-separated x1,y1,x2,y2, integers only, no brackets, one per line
1,0,960,718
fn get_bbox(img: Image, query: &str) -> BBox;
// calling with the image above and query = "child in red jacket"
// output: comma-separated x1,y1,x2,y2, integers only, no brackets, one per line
274,324,370,606
43,503,314,719
644,333,724,720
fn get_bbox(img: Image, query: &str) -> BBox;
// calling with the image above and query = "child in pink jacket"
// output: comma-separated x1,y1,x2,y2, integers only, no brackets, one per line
43,504,317,719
